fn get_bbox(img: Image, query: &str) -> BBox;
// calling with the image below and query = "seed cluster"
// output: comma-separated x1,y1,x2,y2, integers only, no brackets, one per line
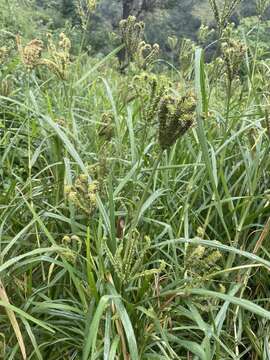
76,0,97,30
64,174,99,215
119,16,145,62
17,37,43,70
221,38,247,83
158,93,196,149
119,15,159,70
0,78,13,97
179,38,196,76
98,112,114,141
41,33,71,80
61,234,82,263
185,244,222,284
209,0,243,34
131,72,169,123
0,46,9,64
136,41,159,70
104,232,165,284
17,33,71,79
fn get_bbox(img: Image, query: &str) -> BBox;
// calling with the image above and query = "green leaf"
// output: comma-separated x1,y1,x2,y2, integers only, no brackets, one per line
107,284,139,360
190,288,270,320
83,295,113,360
0,300,54,334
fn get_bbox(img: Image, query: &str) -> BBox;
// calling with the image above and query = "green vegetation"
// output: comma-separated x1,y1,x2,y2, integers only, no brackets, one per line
31,0,270,55
1,0,270,358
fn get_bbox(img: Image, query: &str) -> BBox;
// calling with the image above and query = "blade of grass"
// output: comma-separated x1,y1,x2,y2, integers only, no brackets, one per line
195,48,230,242
0,280,26,359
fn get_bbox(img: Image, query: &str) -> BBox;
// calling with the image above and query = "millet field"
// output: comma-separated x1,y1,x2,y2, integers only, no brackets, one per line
1,0,270,358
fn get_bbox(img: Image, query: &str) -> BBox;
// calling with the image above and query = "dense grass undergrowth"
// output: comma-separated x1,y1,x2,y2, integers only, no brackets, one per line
1,1,270,359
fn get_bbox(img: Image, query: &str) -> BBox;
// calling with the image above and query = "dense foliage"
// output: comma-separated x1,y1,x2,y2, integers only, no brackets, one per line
33,0,270,55
1,0,270,359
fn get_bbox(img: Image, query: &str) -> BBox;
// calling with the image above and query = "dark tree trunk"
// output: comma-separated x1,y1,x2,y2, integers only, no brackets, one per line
123,0,135,19
118,0,135,67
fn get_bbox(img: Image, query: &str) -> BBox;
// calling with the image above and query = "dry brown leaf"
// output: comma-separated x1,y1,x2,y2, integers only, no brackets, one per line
0,279,26,360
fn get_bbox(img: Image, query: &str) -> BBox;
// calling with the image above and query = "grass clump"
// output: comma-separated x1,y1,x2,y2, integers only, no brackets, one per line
1,2,270,359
